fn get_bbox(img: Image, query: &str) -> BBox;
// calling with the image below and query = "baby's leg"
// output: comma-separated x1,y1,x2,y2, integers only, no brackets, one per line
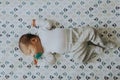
89,28,106,49
71,27,105,62
72,27,105,51
72,42,88,62
83,27,117,50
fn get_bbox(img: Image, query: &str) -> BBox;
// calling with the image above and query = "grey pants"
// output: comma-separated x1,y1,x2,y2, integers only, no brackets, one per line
66,27,105,62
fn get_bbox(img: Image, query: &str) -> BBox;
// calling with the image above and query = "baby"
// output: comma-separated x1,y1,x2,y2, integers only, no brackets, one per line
19,19,108,65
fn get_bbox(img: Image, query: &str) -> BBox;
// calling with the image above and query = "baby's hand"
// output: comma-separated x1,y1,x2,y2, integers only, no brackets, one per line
32,19,36,27
31,19,53,30
34,59,38,65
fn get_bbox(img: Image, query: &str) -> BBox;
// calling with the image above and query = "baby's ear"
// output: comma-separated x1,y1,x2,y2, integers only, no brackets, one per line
30,38,38,44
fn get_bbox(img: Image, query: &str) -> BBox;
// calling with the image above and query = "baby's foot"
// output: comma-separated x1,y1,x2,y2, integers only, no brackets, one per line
95,46,104,54
105,41,117,50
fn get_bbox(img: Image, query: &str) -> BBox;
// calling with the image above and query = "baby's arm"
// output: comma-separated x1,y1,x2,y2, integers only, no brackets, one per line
45,19,64,30
32,19,64,30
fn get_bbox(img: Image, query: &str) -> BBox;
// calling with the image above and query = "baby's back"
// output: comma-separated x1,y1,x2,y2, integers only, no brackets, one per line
39,28,67,54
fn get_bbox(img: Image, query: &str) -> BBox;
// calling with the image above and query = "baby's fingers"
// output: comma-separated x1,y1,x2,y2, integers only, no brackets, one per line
34,59,38,65
32,19,36,27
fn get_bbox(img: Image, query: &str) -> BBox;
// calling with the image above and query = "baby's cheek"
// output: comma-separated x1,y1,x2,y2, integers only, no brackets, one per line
23,51,30,55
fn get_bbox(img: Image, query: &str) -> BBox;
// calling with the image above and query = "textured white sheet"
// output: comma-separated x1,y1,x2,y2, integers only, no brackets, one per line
0,0,120,80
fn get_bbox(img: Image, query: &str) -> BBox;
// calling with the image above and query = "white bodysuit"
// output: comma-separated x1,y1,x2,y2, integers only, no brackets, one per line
35,19,105,64
39,28,67,54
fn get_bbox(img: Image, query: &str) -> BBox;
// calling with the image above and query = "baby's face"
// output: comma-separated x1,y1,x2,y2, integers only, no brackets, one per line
20,43,36,56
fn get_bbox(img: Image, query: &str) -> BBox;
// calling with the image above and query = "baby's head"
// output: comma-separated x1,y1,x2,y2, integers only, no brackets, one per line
19,33,43,56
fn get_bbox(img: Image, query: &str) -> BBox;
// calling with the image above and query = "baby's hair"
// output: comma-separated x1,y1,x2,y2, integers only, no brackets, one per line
19,33,39,49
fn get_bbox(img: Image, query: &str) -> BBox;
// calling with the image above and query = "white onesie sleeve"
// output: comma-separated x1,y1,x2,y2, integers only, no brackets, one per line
35,19,52,30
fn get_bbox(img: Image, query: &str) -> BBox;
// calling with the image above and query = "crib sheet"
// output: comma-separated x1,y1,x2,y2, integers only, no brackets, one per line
0,0,120,80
